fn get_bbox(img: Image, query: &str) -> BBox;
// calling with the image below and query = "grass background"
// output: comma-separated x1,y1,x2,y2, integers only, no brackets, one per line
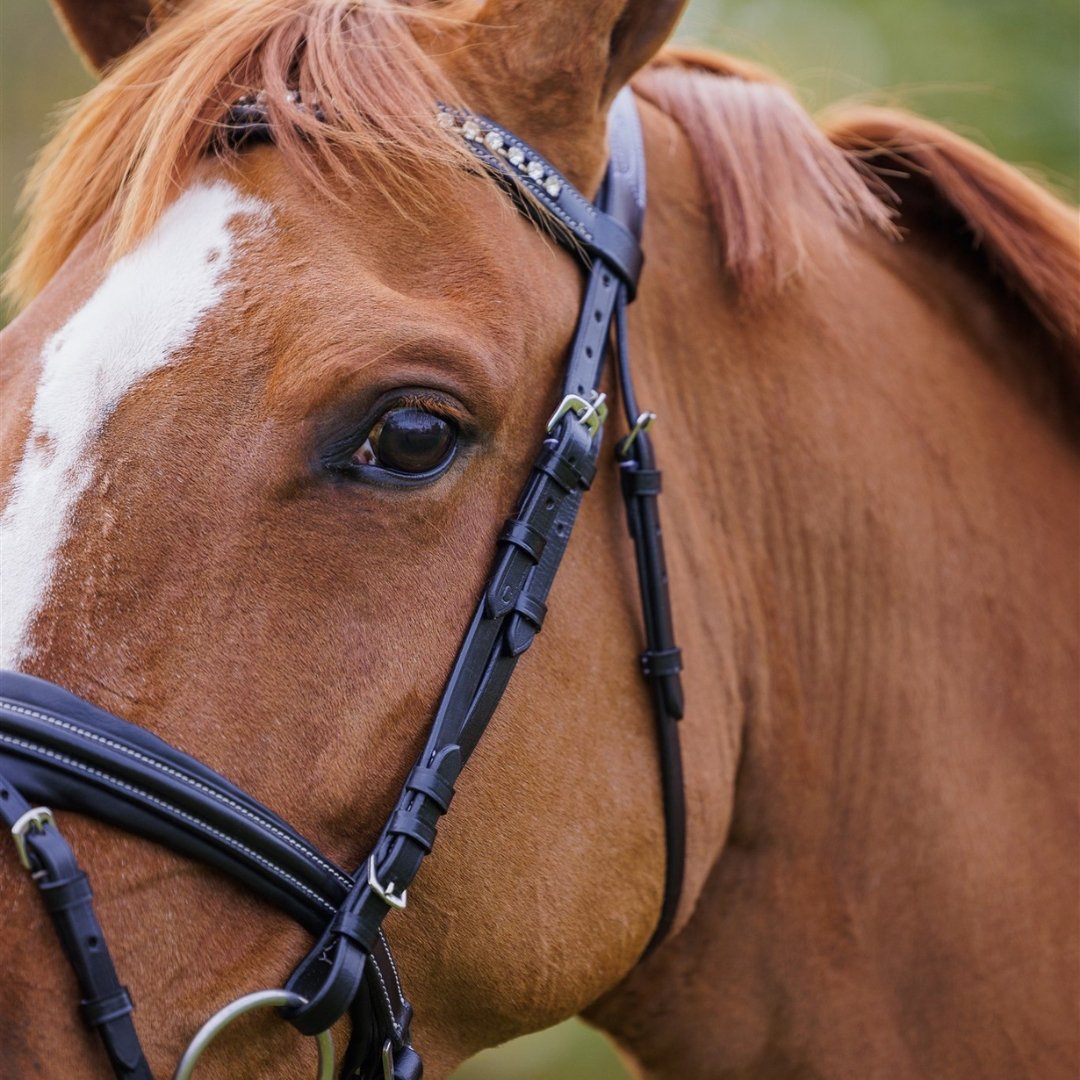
1,1,1075,1075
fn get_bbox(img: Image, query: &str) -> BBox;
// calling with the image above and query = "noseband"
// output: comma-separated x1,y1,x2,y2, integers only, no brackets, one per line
0,89,684,1080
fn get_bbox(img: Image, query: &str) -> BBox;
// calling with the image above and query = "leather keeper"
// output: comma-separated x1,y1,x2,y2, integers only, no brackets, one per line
500,518,547,563
512,591,547,629
387,810,437,852
641,647,683,678
404,765,455,813
80,987,134,1028
536,443,595,493
621,466,662,497
585,221,643,296
329,909,381,951
504,589,549,656
40,871,93,913
388,1043,424,1080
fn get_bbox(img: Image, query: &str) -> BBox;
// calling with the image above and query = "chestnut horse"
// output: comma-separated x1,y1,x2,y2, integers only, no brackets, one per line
2,1,1077,1077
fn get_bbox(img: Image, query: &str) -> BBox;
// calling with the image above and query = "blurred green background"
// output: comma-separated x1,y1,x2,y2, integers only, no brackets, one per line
1,0,1075,1075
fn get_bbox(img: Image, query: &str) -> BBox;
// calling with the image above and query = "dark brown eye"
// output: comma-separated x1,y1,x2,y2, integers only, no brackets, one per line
352,407,457,475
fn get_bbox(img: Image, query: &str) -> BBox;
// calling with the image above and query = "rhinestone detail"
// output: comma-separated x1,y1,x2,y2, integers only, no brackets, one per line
437,109,571,204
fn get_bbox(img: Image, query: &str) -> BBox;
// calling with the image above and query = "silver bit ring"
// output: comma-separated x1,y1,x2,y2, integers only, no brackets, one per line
172,988,334,1080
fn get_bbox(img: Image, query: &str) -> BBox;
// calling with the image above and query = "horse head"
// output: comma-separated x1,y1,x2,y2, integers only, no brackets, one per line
2,0,706,1075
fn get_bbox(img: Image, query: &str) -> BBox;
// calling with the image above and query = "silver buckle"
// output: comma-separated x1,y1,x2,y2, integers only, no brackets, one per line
546,391,608,436
368,856,408,910
11,806,54,871
617,410,657,457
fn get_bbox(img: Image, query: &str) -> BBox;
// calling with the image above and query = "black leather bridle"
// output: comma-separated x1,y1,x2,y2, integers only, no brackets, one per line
0,88,684,1080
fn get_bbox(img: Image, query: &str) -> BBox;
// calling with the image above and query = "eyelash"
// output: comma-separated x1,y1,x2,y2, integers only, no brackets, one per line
322,391,467,480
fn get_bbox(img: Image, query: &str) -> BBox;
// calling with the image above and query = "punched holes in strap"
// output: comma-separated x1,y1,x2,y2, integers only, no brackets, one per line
40,861,138,1033
2,789,154,1079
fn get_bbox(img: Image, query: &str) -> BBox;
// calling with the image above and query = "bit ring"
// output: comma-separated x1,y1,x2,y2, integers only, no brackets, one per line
172,988,334,1080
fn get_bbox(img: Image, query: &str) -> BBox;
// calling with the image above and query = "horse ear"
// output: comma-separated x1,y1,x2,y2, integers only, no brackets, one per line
471,0,687,108
49,0,167,72
600,0,691,100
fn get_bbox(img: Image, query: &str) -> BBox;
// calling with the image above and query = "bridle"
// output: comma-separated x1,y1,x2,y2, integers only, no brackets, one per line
0,88,684,1080
0,86,683,1080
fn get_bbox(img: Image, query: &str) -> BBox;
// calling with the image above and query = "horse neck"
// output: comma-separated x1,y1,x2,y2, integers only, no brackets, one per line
592,105,1078,1079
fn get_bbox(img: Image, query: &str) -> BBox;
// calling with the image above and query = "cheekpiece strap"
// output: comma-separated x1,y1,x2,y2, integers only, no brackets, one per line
0,767,153,1080
281,90,656,1076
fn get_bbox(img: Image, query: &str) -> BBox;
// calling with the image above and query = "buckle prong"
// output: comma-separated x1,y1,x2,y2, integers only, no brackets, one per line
11,806,54,871
617,410,656,458
368,856,408,910
546,391,608,436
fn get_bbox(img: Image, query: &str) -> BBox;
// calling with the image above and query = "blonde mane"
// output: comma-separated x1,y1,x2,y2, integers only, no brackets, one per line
634,49,896,295
8,0,905,311
5,0,483,306
8,0,1075,386
826,106,1080,361
636,48,1079,388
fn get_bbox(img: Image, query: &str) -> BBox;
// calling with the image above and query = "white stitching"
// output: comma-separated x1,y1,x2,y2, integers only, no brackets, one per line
368,953,403,1039
377,928,407,1003
0,732,337,914
0,699,351,890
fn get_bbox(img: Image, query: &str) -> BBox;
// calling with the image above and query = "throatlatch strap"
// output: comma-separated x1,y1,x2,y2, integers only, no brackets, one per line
0,768,153,1080
613,299,686,955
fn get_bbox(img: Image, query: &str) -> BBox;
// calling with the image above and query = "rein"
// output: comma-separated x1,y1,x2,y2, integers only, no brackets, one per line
0,88,684,1080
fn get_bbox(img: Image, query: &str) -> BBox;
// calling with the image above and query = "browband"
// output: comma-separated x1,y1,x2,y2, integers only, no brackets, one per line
0,87,684,1080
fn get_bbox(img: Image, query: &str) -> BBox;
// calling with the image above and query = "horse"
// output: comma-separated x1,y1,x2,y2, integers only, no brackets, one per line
1,0,1077,1077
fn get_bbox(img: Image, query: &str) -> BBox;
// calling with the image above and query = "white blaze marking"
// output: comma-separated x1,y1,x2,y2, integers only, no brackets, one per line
0,181,267,668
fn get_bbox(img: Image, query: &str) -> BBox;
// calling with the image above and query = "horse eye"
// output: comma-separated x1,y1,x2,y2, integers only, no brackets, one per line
352,407,457,475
